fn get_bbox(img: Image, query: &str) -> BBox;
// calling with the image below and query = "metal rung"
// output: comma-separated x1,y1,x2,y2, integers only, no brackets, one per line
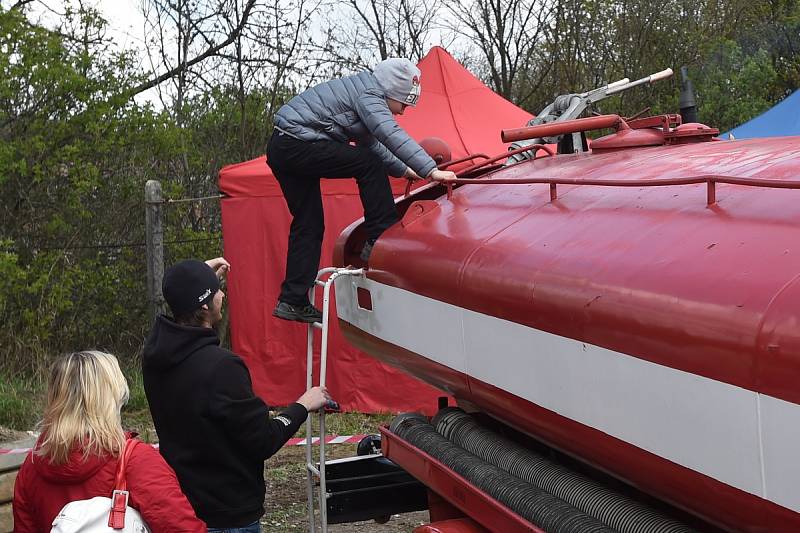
311,322,323,330
315,280,326,287
307,463,320,476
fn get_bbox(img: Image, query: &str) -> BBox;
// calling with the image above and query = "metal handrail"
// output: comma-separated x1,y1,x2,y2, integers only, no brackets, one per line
439,174,800,205
438,152,490,170
404,152,493,196
404,146,555,197
456,144,554,177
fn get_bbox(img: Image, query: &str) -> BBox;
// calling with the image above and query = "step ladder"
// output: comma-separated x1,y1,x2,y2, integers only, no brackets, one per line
305,266,365,533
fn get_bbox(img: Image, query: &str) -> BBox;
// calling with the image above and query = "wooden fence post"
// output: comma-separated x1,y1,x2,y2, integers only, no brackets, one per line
145,180,166,320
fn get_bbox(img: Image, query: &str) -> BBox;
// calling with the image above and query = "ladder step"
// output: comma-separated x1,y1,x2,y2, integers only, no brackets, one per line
315,280,326,287
311,321,323,330
307,463,320,476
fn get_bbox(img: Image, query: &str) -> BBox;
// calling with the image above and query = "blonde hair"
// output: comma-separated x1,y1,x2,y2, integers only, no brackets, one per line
36,351,129,464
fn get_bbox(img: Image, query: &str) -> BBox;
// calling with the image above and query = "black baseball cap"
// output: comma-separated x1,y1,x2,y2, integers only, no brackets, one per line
162,259,219,316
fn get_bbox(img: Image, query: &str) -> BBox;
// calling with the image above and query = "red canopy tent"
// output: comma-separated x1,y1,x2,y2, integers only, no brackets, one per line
218,46,532,413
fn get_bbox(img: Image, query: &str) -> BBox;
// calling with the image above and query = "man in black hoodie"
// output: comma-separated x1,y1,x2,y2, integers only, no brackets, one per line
143,257,329,531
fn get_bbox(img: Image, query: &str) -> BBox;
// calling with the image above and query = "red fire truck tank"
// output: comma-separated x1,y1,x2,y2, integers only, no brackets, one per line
333,112,800,531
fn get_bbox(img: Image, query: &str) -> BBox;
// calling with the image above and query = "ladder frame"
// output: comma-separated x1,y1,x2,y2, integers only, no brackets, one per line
305,267,364,533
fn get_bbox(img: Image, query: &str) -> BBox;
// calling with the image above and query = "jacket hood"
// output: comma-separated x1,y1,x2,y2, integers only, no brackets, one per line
32,444,110,484
143,315,220,370
31,431,139,484
372,58,421,106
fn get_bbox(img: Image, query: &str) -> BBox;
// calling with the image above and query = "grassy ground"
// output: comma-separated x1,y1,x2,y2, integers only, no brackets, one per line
0,375,40,430
0,366,154,435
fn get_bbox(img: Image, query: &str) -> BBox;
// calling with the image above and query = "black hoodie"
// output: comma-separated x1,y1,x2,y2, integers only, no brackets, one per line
142,315,308,528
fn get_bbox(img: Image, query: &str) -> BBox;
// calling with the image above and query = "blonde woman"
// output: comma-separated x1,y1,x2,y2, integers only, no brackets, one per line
13,351,205,532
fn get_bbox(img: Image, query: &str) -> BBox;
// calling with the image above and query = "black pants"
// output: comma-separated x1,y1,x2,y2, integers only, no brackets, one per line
267,131,399,306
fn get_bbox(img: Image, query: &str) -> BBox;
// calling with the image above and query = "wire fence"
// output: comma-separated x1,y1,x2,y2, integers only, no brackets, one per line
35,236,221,251
32,193,225,251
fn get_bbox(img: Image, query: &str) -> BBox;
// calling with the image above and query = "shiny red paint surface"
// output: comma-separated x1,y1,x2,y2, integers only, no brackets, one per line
346,322,798,532
334,136,800,529
361,137,800,404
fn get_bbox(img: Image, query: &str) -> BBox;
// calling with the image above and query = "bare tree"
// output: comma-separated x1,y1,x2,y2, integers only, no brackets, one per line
441,0,556,106
243,0,325,118
135,0,263,232
134,0,327,231
138,0,324,121
135,0,257,102
321,0,443,70
8,0,35,11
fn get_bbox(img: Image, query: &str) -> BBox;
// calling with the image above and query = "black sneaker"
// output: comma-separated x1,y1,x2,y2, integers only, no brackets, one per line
360,240,375,262
272,301,322,323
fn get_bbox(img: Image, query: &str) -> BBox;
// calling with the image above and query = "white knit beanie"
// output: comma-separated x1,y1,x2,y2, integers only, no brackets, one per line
372,58,421,107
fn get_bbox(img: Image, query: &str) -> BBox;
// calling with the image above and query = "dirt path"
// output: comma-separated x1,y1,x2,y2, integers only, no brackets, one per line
0,427,28,443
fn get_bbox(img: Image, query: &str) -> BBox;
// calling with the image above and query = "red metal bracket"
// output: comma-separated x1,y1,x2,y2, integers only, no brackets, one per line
626,114,682,132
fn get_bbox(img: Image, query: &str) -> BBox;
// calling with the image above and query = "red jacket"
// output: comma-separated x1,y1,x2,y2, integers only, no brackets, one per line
13,438,206,532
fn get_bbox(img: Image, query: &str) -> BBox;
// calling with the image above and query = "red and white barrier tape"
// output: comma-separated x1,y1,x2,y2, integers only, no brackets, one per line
285,434,367,447
0,434,369,455
0,447,33,455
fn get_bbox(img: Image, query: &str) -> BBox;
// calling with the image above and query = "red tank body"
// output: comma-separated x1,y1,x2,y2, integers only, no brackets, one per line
333,133,800,532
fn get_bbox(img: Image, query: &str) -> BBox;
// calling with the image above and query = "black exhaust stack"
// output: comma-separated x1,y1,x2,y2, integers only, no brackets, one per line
679,66,698,124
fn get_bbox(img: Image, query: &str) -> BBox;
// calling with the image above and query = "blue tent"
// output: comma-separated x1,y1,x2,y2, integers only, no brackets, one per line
725,90,800,139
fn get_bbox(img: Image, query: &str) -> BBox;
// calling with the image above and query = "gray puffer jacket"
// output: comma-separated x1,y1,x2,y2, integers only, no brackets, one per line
274,71,437,178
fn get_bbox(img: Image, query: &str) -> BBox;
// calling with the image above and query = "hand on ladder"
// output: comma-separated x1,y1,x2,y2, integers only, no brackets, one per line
298,386,333,412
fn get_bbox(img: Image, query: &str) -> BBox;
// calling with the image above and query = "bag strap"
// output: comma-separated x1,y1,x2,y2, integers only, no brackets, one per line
114,439,138,491
109,438,139,530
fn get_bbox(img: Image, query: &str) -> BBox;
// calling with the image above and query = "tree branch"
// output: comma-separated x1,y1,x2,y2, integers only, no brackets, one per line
9,0,35,10
129,0,257,96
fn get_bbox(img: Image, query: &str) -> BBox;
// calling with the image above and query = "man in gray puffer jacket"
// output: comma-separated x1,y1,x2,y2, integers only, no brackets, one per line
268,57,456,323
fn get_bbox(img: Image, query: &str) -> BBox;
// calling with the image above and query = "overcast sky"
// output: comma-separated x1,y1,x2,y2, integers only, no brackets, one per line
24,1,159,104
26,1,147,52
95,0,147,51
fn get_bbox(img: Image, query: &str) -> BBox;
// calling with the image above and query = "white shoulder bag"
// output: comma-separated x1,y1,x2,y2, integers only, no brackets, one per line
51,439,150,532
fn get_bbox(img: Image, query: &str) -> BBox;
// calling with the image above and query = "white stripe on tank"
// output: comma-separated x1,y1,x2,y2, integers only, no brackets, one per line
335,276,800,513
